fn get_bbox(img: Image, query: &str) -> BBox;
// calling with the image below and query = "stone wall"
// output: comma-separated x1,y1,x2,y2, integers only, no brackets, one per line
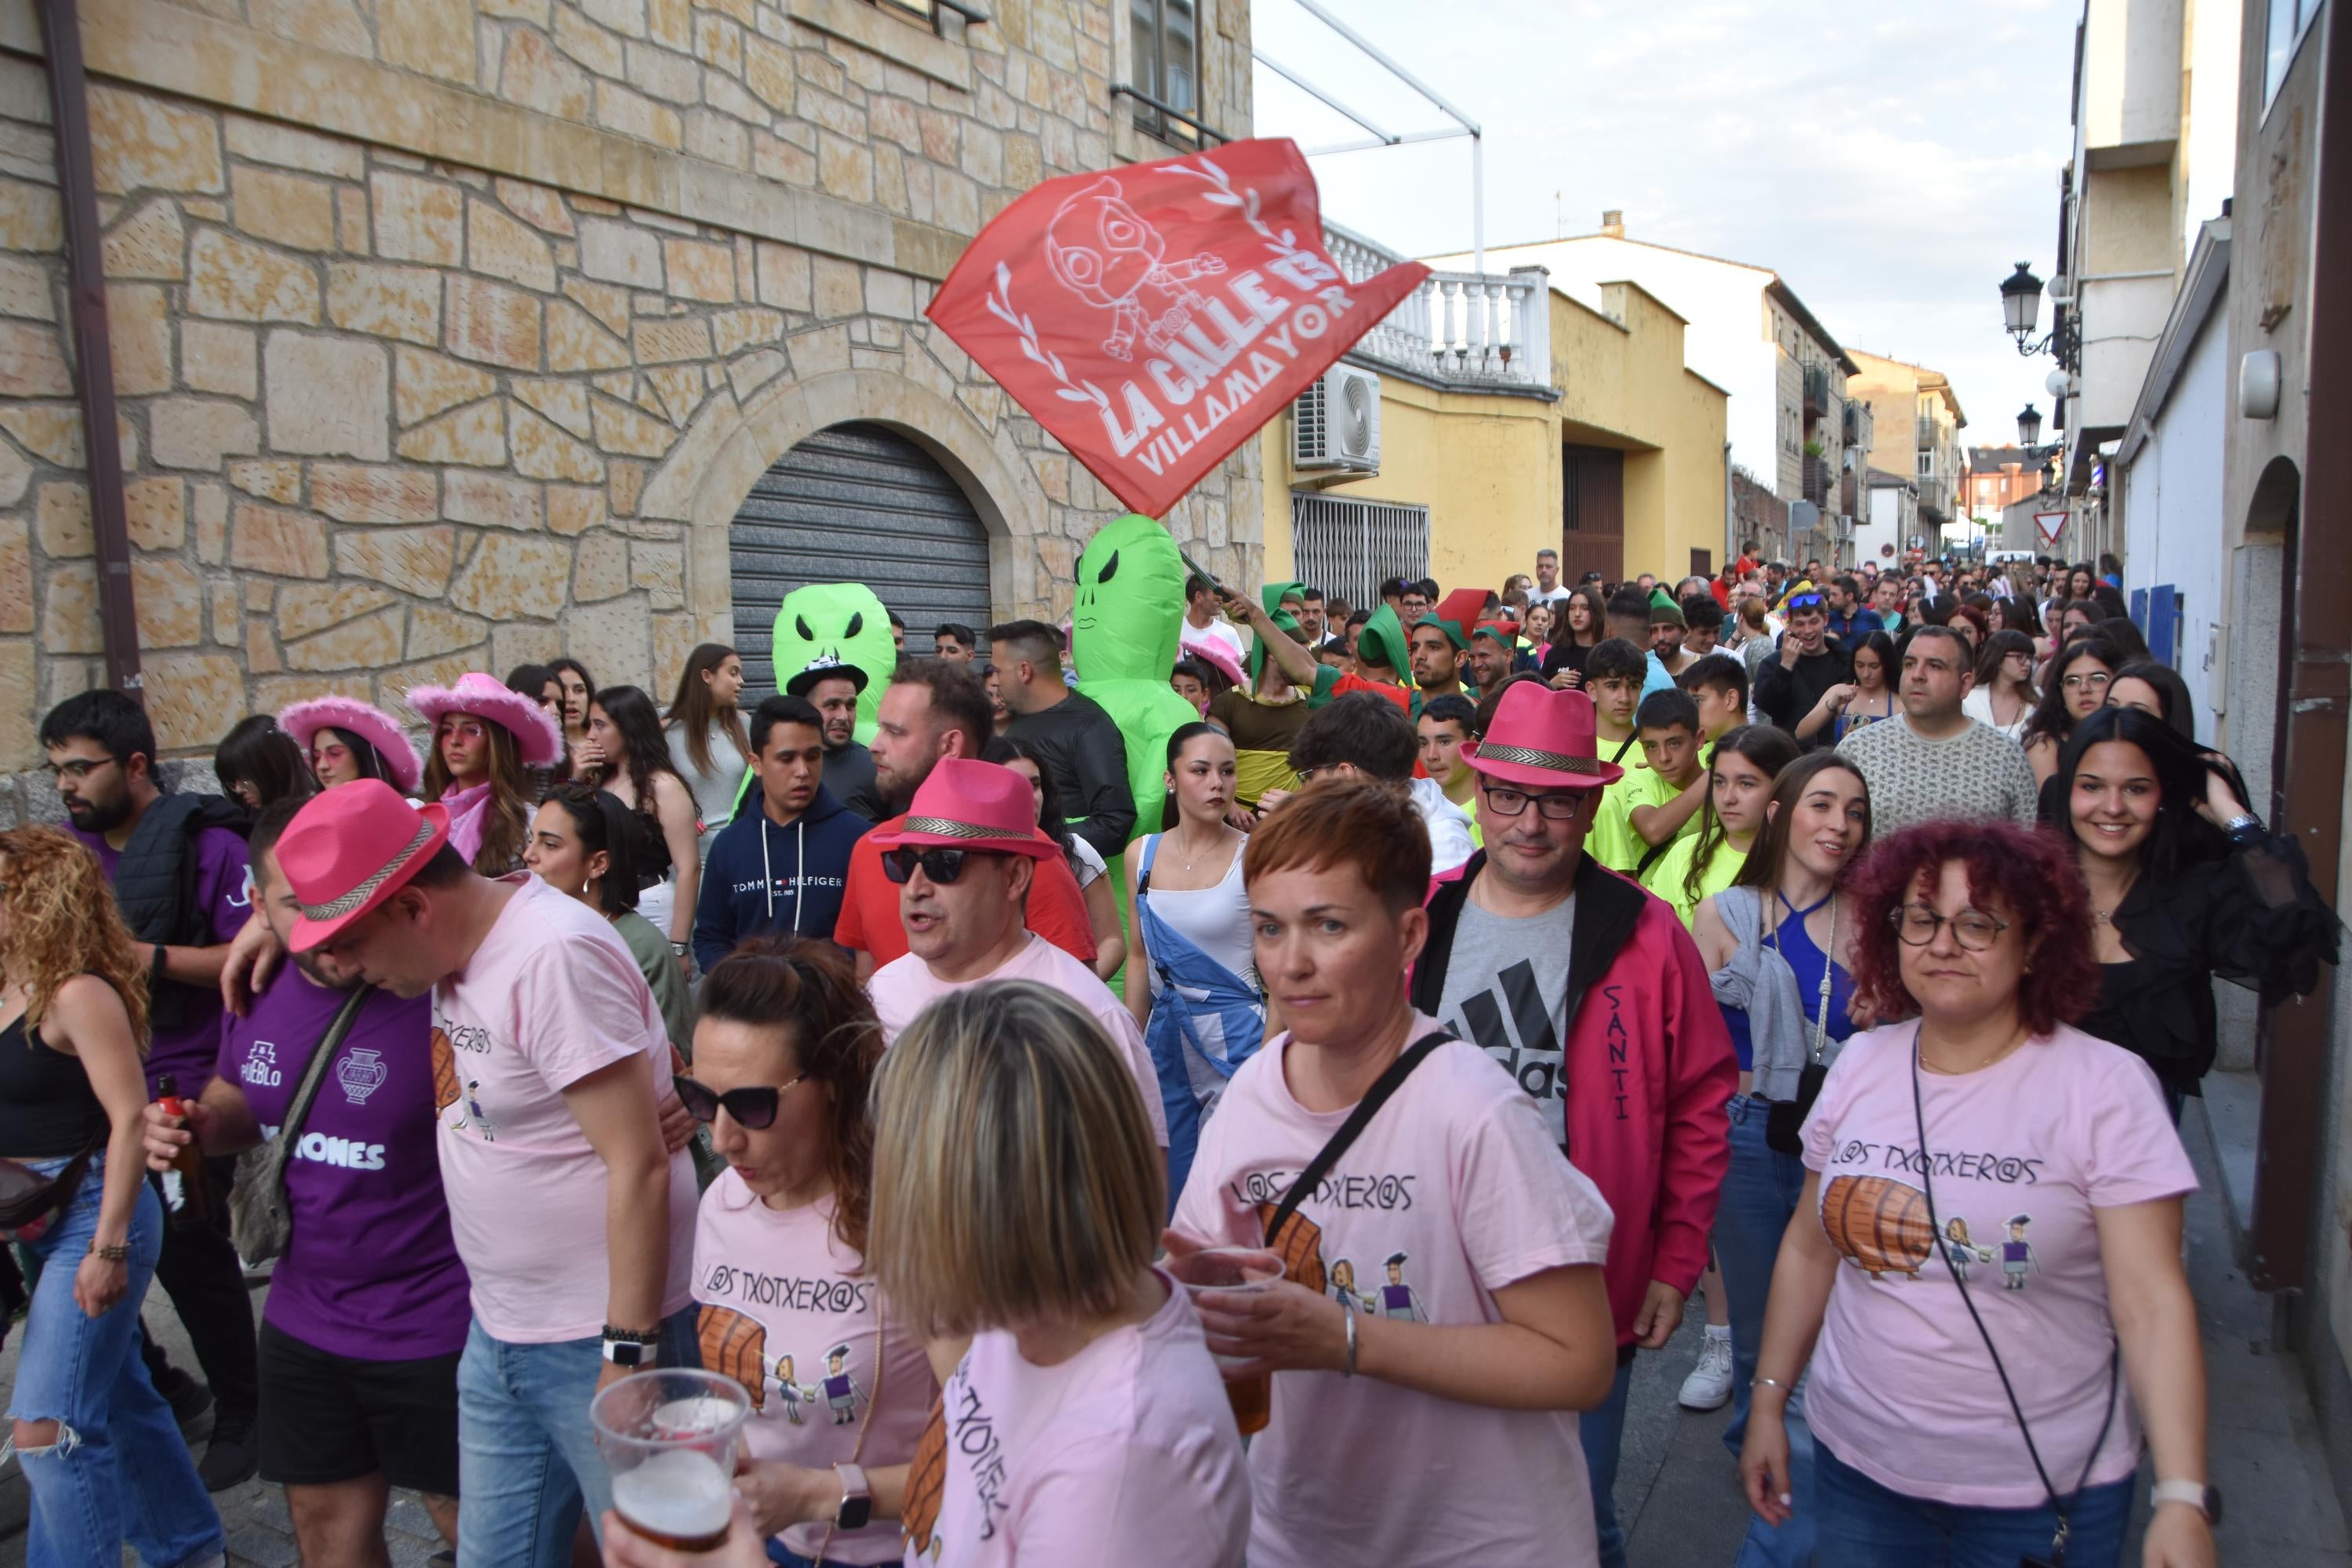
0,0,1262,820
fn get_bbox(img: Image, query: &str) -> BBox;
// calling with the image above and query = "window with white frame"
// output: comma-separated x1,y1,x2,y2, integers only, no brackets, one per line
2265,0,2326,108
1130,0,1200,144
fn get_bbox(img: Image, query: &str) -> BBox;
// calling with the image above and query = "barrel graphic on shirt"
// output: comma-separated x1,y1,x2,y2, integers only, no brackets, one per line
1820,1174,1933,1280
1255,1200,1327,1296
429,1027,460,1117
901,1392,947,1560
696,1305,766,1413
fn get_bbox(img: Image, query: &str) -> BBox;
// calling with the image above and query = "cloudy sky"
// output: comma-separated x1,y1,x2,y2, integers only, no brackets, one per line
1250,0,2082,455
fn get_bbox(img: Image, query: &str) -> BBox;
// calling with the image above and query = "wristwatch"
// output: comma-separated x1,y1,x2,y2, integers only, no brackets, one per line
834,1462,872,1530
2150,1479,2222,1525
601,1325,659,1367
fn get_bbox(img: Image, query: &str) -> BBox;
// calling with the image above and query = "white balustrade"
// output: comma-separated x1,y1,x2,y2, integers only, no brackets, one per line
1319,222,1552,393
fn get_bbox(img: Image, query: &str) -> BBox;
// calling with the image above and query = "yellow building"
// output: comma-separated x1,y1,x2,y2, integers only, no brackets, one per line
1259,227,1729,604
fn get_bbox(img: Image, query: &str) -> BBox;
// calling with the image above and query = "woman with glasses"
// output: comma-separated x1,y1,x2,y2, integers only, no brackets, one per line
675,939,937,1567
1122,723,1262,1200
1,827,225,1567
2045,706,2337,1122
278,695,424,797
2023,637,2122,786
1963,630,2039,742
1690,753,1870,1566
1740,820,2213,1568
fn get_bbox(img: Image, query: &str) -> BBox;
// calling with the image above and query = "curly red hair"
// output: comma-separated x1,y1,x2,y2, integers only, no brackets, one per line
1844,819,2096,1038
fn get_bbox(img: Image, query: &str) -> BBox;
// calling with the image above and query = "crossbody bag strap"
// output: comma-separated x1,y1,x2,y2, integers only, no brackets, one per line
1908,1023,2118,1566
1261,1029,1453,1249
279,986,370,1146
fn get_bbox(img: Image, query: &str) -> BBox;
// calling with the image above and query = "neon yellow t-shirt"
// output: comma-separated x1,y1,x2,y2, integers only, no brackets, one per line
1591,764,1705,875
1644,837,1748,929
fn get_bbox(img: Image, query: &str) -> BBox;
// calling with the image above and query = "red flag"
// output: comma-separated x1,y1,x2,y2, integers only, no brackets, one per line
925,138,1428,520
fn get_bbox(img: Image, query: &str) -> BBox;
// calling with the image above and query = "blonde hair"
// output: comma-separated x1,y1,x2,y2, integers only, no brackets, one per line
867,981,1162,1336
0,826,151,1051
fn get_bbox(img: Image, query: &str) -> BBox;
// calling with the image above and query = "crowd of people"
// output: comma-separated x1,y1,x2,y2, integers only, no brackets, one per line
0,533,2340,1568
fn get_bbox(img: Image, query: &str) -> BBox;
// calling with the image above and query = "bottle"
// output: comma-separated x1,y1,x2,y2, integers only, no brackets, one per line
155,1074,209,1223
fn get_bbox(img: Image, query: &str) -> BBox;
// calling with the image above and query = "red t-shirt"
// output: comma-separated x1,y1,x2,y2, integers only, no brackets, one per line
833,814,1098,967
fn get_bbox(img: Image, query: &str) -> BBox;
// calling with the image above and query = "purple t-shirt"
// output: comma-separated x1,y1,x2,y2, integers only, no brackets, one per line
216,967,470,1361
76,822,251,1098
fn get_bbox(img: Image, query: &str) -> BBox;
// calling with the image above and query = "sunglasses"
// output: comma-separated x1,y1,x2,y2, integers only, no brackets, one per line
1784,593,1825,612
673,1073,804,1131
881,846,988,884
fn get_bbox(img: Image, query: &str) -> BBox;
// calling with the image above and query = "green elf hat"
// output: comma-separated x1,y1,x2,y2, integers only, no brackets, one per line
1648,586,1679,616
1247,597,1305,681
1356,603,1411,675
1261,579,1306,619
1413,587,1487,653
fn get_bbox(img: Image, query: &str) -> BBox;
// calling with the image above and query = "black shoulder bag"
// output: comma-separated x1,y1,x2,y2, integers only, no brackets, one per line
1909,1025,2119,1568
1260,1029,1453,1251
230,985,369,1265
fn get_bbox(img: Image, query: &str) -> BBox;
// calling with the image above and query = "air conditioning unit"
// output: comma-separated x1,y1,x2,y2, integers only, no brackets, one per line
1293,365,1381,474
1835,514,1855,539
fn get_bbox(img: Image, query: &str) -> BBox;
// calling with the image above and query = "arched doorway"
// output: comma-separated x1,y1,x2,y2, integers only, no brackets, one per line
728,422,994,694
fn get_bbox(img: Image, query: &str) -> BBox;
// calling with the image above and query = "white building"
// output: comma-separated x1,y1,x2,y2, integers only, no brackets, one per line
1426,215,1861,561
1860,467,1918,572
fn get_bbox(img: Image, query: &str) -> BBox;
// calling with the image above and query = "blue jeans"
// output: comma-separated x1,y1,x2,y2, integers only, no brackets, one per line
8,1153,224,1568
1715,1094,1817,1567
456,1310,699,1568
1816,1436,2131,1568
1579,1355,1633,1568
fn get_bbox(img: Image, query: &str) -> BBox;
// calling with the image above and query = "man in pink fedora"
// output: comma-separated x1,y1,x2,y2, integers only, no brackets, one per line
865,757,1166,1149
1406,681,1733,1568
274,779,699,1568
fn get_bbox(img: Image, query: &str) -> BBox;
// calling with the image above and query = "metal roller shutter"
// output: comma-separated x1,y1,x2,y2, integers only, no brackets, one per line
728,423,995,695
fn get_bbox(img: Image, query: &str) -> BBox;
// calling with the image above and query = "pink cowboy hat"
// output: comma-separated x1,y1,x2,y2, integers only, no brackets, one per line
1465,683,1623,791
280,779,451,952
1178,626,1245,688
867,758,1058,860
405,671,564,768
277,695,424,796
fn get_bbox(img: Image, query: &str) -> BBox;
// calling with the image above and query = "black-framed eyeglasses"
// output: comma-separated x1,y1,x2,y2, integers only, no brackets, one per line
674,1073,804,1130
1479,782,1589,821
1889,904,2009,951
44,756,118,781
881,846,979,885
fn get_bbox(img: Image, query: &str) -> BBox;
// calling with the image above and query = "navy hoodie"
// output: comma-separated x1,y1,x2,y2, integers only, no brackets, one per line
691,786,869,971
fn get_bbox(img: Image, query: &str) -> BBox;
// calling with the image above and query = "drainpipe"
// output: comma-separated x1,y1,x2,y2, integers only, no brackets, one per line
38,0,143,702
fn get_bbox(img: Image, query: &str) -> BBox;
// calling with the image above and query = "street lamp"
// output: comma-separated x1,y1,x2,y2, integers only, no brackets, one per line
2000,261,2079,368
2017,402,2042,448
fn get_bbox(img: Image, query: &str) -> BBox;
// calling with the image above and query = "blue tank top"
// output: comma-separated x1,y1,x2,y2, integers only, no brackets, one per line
1722,898,1855,1073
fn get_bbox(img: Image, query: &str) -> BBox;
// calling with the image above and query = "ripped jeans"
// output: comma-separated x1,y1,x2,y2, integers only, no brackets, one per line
8,1153,223,1568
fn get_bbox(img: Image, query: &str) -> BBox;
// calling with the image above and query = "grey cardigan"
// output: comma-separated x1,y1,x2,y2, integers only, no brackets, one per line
1706,885,1843,1102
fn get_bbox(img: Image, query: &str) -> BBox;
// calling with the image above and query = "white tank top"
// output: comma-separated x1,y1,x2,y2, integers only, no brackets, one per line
1142,836,1256,995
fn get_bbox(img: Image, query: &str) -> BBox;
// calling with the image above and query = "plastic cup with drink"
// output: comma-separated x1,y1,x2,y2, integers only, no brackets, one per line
1185,1245,1284,1436
591,1368,750,1552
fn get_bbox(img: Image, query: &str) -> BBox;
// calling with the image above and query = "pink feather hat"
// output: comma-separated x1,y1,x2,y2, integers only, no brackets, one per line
405,672,564,768
277,695,425,796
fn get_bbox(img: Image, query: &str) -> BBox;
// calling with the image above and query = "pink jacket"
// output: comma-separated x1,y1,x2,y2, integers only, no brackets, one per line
1414,854,1736,1345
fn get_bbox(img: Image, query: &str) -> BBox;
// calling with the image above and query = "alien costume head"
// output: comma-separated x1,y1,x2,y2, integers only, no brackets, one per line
1070,514,1200,845
772,583,895,745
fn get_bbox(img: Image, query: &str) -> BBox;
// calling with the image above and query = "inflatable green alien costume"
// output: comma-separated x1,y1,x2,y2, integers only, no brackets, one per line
771,582,895,746
1070,514,1202,848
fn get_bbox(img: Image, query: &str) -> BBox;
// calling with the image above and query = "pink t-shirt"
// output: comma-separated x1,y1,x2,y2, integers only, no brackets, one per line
902,1269,1250,1567
1169,1018,1617,1568
1801,1021,2197,1507
691,1175,935,1566
432,875,698,1343
869,933,1168,1149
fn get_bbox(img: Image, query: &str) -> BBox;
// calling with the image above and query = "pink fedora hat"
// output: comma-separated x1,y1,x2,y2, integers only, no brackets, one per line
277,695,424,796
406,672,564,768
1465,683,1623,790
1178,625,1245,689
867,757,1058,859
279,779,451,952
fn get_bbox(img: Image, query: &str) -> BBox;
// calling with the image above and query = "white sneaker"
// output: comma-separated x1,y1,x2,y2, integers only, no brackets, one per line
1678,1325,1735,1410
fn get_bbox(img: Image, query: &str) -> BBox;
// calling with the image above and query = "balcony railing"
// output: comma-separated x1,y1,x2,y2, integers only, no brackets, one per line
1916,477,1949,520
1323,222,1553,394
1802,363,1831,416
1841,400,1860,444
1916,416,1938,449
1802,454,1830,509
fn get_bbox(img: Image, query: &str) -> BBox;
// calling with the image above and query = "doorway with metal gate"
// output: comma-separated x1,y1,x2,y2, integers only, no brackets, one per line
726,422,994,695
1562,443,1624,585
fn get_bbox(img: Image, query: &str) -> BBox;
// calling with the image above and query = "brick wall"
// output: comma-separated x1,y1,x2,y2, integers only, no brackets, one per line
0,0,1261,821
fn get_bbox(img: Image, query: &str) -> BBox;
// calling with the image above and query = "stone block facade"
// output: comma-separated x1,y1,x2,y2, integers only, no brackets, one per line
0,0,1261,818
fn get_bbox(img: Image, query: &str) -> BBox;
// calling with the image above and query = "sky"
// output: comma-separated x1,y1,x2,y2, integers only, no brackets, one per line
1249,0,2083,456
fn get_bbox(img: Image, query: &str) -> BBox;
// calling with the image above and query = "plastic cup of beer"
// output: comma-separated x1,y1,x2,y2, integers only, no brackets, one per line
1187,1246,1283,1436
590,1368,750,1552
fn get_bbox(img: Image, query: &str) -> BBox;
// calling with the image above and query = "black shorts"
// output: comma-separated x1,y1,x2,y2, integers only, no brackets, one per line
256,1319,462,1495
